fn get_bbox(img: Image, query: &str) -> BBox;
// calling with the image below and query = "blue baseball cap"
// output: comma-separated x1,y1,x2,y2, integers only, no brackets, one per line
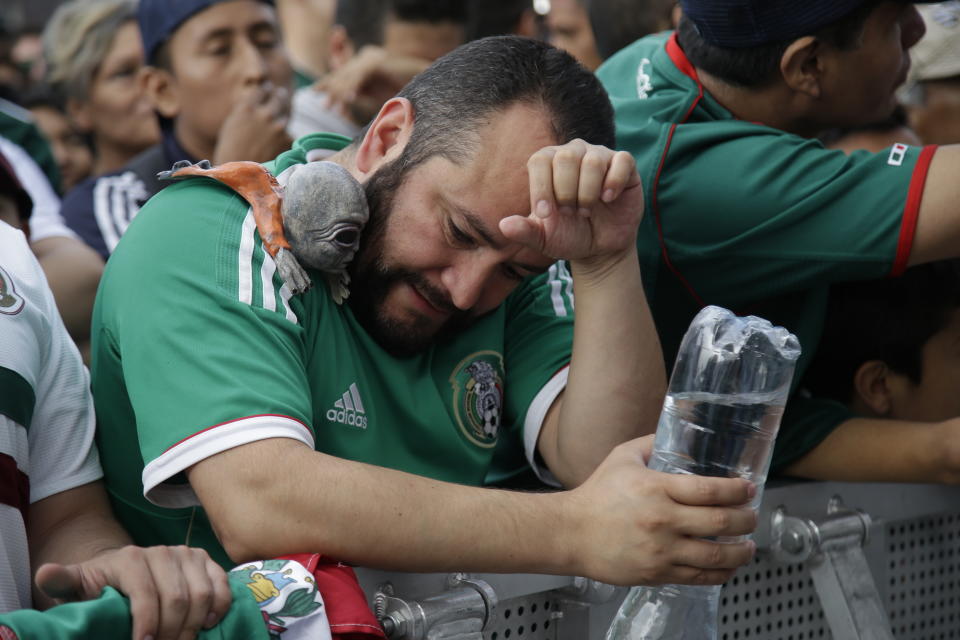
680,0,933,48
138,0,275,65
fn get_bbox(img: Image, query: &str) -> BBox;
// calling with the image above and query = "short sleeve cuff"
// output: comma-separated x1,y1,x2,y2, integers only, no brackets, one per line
143,415,314,508
522,366,569,488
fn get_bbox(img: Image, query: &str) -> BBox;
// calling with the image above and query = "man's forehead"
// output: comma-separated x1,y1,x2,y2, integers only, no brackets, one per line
176,0,278,40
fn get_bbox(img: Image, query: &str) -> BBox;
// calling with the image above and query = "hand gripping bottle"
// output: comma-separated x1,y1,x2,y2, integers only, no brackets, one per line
606,306,801,640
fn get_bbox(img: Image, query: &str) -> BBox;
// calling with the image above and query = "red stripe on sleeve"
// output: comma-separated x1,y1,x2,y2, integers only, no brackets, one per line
892,144,938,276
163,414,313,453
0,453,29,522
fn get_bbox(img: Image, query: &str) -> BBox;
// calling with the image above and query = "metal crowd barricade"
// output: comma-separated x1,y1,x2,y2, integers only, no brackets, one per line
353,481,960,639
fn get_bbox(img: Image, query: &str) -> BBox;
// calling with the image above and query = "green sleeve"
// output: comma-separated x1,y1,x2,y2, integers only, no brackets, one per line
487,264,575,486
0,580,268,640
0,106,61,194
771,394,855,474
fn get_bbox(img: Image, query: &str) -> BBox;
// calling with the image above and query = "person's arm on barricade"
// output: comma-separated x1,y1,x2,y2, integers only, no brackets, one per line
187,138,756,587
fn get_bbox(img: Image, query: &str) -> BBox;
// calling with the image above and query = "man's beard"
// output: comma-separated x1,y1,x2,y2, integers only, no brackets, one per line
347,156,474,357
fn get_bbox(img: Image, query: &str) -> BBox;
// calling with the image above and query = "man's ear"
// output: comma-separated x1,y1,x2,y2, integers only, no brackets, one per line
140,66,180,120
354,97,414,176
328,25,354,70
780,35,823,98
852,360,895,417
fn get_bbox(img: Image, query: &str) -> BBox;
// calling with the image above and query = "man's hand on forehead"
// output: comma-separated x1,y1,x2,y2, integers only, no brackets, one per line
499,139,643,270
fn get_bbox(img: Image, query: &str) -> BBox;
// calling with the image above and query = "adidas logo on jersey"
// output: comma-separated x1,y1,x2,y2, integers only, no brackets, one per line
327,383,368,429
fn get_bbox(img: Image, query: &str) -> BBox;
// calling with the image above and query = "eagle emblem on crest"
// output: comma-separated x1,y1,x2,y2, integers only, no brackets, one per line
450,351,505,448
0,266,24,315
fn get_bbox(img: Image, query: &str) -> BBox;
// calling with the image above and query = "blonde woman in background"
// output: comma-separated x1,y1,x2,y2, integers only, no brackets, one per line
44,0,158,179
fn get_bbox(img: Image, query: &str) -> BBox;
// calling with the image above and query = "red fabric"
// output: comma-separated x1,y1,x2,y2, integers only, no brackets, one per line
892,144,938,276
278,554,386,639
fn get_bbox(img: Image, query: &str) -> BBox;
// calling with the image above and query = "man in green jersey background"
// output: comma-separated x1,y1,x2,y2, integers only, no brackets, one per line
92,36,759,589
596,0,960,484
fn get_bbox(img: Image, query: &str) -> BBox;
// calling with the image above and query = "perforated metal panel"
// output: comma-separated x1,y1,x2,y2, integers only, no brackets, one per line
718,553,831,640
486,594,561,640
885,513,960,638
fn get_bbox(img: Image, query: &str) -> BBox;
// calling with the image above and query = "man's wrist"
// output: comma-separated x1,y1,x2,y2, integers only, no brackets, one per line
569,245,641,290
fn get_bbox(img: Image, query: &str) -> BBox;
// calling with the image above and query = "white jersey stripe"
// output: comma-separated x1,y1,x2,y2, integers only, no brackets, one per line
93,178,122,252
560,261,575,311
349,383,365,413
259,250,278,312
237,210,256,305
279,282,297,324
548,262,568,317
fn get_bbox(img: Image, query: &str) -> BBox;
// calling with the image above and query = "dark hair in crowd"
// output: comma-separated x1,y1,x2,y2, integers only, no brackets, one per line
466,0,532,40
677,0,881,88
587,0,675,60
336,0,467,49
390,35,614,173
802,261,960,405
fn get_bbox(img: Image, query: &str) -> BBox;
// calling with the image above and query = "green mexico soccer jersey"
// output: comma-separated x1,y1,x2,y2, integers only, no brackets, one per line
90,133,575,567
597,33,939,471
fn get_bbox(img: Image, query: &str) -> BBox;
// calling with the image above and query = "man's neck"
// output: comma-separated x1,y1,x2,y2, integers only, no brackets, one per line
173,121,215,165
696,69,825,139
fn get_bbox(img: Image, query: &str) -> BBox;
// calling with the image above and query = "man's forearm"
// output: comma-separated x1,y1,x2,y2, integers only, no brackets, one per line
544,247,666,487
190,438,573,573
188,437,758,587
782,416,960,483
28,483,133,608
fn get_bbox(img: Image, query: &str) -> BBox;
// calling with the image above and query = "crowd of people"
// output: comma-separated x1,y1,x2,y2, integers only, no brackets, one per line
2,0,960,638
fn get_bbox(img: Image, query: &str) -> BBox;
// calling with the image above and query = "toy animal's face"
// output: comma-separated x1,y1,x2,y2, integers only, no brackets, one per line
282,162,369,272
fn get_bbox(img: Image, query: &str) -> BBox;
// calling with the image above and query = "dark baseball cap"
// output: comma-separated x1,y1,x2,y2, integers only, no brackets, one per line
680,0,934,48
138,0,275,65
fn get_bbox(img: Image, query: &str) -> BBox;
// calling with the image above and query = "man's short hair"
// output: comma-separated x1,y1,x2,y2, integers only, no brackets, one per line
676,0,880,88
388,35,615,173
803,261,960,405
587,0,675,60
336,0,468,50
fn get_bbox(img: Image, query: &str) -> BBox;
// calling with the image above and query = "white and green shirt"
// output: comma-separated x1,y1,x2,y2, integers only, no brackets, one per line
0,223,101,612
91,134,576,568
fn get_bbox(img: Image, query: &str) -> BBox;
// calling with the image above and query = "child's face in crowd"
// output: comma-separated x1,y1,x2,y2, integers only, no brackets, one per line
887,309,960,422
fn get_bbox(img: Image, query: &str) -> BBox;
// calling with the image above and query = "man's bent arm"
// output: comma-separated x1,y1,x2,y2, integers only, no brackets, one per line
539,246,665,488
782,416,960,484
910,146,960,267
188,436,757,587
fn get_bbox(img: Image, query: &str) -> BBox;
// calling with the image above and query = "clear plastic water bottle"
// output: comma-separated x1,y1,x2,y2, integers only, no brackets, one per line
606,306,801,640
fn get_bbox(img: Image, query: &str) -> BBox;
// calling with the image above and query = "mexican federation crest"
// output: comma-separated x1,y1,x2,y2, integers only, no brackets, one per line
449,351,505,448
0,266,24,315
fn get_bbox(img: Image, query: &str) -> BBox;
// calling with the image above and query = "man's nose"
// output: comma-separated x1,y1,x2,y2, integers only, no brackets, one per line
902,5,926,50
239,39,269,86
441,257,495,312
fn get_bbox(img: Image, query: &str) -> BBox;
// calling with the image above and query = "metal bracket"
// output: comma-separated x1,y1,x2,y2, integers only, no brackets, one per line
375,574,498,640
769,496,893,640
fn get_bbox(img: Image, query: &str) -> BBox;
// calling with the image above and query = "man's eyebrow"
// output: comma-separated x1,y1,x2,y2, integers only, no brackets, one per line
443,198,504,250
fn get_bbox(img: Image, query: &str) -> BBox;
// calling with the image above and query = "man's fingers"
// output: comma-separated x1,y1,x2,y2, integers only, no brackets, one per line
203,554,232,629
108,549,162,640
674,504,758,539
142,548,192,640
663,474,756,507
673,538,757,573
601,150,638,203
499,215,543,249
160,548,216,640
576,149,609,213
527,148,558,219
662,565,740,587
34,563,84,602
551,146,584,211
